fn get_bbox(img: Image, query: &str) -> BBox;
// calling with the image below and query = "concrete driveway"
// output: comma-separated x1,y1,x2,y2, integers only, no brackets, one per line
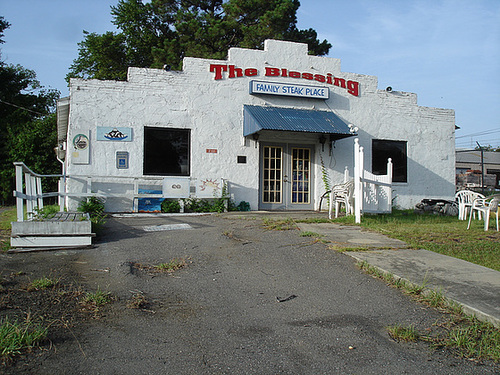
4,213,498,374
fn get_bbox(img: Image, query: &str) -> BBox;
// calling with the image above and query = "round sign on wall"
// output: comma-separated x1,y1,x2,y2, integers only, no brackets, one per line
73,134,89,150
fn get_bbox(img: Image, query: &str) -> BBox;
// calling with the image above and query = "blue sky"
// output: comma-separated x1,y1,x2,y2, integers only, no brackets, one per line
1,0,499,148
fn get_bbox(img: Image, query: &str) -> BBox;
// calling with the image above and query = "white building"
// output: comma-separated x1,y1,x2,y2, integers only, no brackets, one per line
58,39,456,212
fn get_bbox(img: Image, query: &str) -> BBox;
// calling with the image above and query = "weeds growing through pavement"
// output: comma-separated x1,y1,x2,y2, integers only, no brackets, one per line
297,230,328,244
81,288,112,316
300,231,320,237
130,258,189,275
262,218,298,230
357,260,500,362
0,316,47,362
28,277,58,290
387,324,420,342
155,258,187,272
127,293,149,310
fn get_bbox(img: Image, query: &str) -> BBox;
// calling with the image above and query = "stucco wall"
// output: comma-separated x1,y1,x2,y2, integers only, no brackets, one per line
66,39,455,212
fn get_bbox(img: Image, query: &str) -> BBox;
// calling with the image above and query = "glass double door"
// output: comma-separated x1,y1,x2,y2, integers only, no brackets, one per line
259,143,314,210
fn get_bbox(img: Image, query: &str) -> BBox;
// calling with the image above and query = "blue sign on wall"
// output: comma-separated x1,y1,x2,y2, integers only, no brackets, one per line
249,80,329,99
116,151,129,169
137,188,163,212
97,127,133,141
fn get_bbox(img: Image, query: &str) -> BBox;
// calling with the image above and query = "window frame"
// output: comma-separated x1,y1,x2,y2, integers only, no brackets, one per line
143,126,191,176
372,139,407,183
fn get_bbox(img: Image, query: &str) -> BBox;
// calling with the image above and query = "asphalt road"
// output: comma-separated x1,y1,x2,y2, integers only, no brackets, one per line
5,214,499,374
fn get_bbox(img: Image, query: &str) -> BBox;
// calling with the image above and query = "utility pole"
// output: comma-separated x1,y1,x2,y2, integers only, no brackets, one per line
476,142,484,194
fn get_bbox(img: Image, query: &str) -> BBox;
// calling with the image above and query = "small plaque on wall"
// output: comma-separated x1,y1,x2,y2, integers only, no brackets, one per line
116,151,129,169
97,127,133,141
72,132,90,164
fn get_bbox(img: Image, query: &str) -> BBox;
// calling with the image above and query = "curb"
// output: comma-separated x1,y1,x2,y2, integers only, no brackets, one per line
346,253,500,329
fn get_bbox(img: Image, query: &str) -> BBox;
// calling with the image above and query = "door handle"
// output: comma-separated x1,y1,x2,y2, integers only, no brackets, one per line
283,175,289,183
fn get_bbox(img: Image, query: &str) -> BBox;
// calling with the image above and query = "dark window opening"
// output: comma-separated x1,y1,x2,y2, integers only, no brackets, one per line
237,155,247,164
372,139,407,183
144,127,190,176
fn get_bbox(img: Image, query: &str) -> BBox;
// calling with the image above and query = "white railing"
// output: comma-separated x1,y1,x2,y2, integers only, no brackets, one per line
13,162,64,222
13,162,228,221
353,139,393,223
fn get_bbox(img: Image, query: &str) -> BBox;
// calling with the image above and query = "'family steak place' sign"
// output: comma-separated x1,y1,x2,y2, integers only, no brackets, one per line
249,80,329,99
210,64,360,97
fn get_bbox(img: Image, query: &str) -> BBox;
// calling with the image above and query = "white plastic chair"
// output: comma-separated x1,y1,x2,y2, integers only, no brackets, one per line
455,190,485,220
467,195,500,231
329,180,354,219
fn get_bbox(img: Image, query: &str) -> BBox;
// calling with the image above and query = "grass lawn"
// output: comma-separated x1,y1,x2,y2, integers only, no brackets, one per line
331,210,500,272
0,206,17,252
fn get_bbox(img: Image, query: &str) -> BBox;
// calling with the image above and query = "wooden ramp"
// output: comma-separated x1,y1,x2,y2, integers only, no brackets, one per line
10,212,95,252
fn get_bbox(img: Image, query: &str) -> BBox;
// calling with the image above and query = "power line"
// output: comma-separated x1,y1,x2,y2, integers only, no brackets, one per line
455,128,500,139
456,137,500,146
0,98,45,116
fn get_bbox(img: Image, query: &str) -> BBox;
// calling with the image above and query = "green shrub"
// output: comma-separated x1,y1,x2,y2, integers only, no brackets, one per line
77,197,106,232
161,199,181,213
33,204,60,220
77,197,105,218
237,201,251,211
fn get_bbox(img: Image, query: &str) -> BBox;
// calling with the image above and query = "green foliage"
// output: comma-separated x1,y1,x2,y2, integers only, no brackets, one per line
0,317,47,360
161,199,181,213
184,198,224,213
183,196,234,213
0,206,16,252
445,318,500,361
262,218,297,230
77,197,107,231
359,260,500,362
67,31,129,81
0,19,60,204
32,204,60,221
67,0,331,81
475,144,500,152
0,206,17,232
77,197,105,217
184,198,212,213
237,201,251,211
83,288,112,307
319,155,331,207
387,324,420,342
155,258,187,272
300,231,320,237
0,16,10,44
28,277,58,290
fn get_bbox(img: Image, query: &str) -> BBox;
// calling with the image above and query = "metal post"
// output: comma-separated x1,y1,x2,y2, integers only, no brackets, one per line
476,142,484,194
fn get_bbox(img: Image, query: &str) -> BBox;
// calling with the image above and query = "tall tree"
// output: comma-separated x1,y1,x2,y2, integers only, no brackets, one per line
0,18,60,203
67,0,331,81
0,16,10,44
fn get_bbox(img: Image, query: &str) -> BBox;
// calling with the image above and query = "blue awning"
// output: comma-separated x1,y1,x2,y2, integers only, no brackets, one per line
243,105,354,138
